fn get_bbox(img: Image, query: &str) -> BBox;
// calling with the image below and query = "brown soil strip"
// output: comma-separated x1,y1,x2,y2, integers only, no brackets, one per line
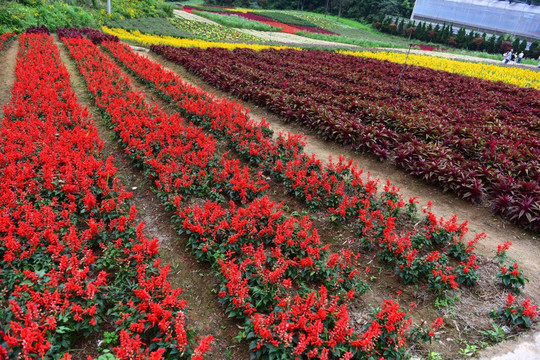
55,37,248,360
0,39,18,122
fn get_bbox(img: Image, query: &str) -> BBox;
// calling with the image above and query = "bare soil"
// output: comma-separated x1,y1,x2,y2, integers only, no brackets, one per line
0,39,18,122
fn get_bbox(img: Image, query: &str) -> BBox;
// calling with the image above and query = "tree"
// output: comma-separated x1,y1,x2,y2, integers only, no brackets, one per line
484,34,496,53
398,18,404,35
527,40,540,59
512,37,521,52
518,38,527,53
500,40,513,53
400,0,413,17
455,27,468,48
472,36,484,51
379,0,401,16
495,34,504,54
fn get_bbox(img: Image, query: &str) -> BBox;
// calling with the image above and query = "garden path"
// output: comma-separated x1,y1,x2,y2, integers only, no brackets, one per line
0,39,18,122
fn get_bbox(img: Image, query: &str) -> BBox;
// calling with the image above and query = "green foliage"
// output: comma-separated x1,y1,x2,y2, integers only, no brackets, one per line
106,17,192,38
294,30,403,49
528,40,540,59
0,0,174,33
0,1,94,33
102,331,120,346
204,0,413,21
260,10,317,27
108,0,173,19
480,322,508,343
170,17,263,42
192,10,280,31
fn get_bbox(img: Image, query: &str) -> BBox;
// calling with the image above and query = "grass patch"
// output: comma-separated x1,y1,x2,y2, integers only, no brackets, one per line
295,30,406,49
192,10,281,31
106,17,192,38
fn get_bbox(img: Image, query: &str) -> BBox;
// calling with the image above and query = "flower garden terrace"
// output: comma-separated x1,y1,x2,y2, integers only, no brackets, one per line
149,45,540,231
0,26,539,359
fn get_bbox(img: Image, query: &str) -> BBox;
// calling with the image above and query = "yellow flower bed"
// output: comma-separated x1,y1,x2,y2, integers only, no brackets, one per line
233,8,262,13
102,26,300,51
339,50,540,90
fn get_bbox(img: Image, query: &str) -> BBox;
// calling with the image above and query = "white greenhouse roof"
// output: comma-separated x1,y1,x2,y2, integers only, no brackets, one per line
412,0,540,40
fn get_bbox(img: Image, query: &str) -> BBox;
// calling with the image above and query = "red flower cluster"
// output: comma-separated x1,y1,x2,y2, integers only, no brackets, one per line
106,41,482,294
0,32,15,52
79,39,423,358
150,45,540,230
0,33,210,359
63,37,266,206
497,294,538,328
179,196,420,358
57,33,488,358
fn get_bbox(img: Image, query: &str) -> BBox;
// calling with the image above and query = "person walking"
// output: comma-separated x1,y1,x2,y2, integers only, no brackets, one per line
517,51,524,63
504,49,513,64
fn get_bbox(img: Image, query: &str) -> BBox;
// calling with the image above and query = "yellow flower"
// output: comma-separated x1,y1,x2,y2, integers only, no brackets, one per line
339,50,540,90
102,27,300,51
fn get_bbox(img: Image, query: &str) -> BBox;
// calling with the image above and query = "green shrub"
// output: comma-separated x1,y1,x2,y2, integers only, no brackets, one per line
106,17,192,38
0,2,94,33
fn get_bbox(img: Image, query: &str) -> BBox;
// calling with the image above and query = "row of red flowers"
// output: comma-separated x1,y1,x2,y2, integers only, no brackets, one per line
61,35,448,358
0,32,16,52
149,45,540,230
0,33,211,359
105,40,484,294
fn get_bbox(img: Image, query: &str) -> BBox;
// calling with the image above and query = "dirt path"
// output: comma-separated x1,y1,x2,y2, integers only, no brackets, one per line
55,38,248,360
143,50,540,358
0,39,18,121
239,29,360,48
174,9,222,25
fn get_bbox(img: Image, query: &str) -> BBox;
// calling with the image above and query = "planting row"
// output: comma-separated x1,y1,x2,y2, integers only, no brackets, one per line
338,50,540,91
106,17,193,39
183,6,337,35
170,17,263,43
114,39,488,293
0,32,15,52
150,45,540,230
102,26,299,51
0,33,211,359
104,40,484,295
62,34,451,358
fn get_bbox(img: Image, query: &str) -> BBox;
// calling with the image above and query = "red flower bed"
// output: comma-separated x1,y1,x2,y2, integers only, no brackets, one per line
150,45,540,230
80,27,119,44
0,33,210,359
63,37,267,207
59,35,460,357
0,32,16,52
104,41,483,296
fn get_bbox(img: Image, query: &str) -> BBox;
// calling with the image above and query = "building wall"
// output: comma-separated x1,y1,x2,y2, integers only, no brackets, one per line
411,0,540,40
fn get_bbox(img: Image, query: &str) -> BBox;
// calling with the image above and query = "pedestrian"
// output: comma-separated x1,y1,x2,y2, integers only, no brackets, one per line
538,56,540,68
517,51,524,63
504,49,513,64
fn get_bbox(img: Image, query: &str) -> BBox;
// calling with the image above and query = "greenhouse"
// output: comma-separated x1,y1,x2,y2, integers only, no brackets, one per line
411,0,540,40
